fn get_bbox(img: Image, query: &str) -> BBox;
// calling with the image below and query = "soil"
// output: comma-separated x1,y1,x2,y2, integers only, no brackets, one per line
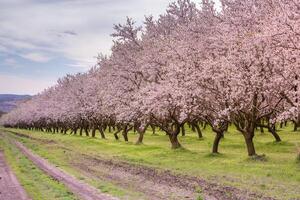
0,151,30,200
71,153,275,200
13,141,119,200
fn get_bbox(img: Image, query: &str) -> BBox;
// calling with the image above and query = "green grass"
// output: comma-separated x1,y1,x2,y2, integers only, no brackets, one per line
0,133,77,200
1,124,300,200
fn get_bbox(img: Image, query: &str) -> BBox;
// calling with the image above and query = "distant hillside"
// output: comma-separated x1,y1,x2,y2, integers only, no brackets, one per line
0,94,31,112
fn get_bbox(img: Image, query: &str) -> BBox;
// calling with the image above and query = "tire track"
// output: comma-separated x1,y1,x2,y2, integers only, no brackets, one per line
0,151,30,200
13,141,119,200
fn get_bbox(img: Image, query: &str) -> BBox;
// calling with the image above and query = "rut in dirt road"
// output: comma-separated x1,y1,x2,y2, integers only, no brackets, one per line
13,141,119,200
0,151,30,200
73,153,276,200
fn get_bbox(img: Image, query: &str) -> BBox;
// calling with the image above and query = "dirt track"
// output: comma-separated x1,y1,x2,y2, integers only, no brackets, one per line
14,141,119,200
73,153,275,200
0,151,30,200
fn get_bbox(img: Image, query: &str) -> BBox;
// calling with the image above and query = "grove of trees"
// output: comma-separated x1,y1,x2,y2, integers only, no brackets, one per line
1,0,299,157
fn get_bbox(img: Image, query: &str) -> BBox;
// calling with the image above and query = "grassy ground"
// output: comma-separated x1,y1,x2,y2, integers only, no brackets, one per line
1,125,300,199
0,132,77,200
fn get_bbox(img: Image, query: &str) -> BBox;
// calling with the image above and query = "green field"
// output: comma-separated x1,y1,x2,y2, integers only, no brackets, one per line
1,125,300,199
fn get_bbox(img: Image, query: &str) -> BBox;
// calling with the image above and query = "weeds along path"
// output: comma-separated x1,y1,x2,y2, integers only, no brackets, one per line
13,140,119,200
0,151,30,200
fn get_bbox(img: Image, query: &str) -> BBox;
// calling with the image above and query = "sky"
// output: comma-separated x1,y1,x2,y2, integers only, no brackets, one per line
0,0,220,95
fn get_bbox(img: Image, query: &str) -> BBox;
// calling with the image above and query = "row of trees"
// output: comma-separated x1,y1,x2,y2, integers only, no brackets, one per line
1,0,299,156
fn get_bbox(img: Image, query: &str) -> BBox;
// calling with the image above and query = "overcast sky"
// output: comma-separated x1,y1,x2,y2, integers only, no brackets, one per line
0,0,220,95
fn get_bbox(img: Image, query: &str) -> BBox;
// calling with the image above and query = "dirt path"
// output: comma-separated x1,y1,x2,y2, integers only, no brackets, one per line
13,141,119,200
0,151,30,200
72,153,275,200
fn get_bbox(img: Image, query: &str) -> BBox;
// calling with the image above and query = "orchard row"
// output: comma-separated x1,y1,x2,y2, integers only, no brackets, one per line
1,0,299,156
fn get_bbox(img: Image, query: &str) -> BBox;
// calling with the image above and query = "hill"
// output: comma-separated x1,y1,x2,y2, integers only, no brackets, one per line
0,94,31,112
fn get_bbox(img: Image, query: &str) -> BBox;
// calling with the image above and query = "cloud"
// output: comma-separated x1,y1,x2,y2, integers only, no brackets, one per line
0,74,56,95
20,53,52,63
63,30,77,36
0,45,10,54
0,0,173,69
0,0,222,68
3,58,20,68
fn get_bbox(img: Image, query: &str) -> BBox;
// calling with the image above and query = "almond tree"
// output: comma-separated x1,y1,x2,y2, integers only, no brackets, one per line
213,0,300,156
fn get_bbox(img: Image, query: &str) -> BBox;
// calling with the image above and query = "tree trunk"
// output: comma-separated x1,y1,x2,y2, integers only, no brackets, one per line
136,132,144,145
99,127,106,139
203,122,207,130
191,124,196,132
294,122,298,132
212,132,223,154
151,125,156,135
168,134,181,149
122,126,129,142
269,125,281,142
270,130,281,142
244,136,256,156
181,125,185,136
85,128,89,136
79,128,83,136
123,133,128,141
114,129,120,140
194,123,203,138
91,128,96,137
